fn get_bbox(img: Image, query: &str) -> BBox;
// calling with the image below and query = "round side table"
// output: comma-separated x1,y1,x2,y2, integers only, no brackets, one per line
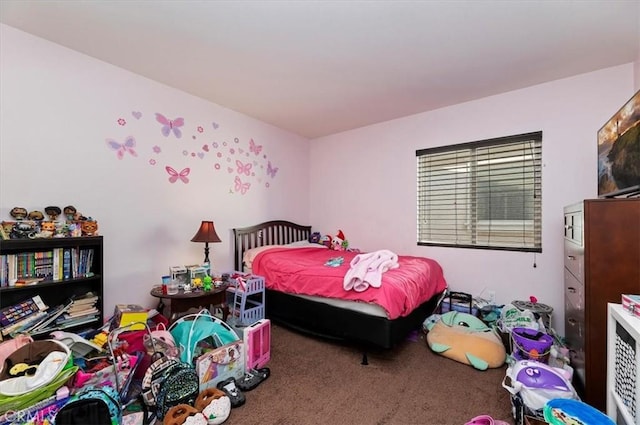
150,285,229,323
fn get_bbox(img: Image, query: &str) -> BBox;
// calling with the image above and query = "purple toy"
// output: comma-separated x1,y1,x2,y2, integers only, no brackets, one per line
514,360,571,391
503,360,578,413
511,327,554,363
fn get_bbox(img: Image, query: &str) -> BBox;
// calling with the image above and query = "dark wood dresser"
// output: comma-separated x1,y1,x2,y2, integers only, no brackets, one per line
563,198,640,411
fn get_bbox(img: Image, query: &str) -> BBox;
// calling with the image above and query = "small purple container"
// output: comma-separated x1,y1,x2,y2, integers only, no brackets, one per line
511,327,554,363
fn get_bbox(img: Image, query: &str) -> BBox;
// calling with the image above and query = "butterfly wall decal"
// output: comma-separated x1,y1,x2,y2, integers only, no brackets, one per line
249,138,263,155
106,136,138,160
234,176,251,195
266,161,279,178
155,113,184,138
166,166,190,184
236,160,252,176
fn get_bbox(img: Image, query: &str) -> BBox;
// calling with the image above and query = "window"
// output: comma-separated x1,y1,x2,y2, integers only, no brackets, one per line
416,131,542,252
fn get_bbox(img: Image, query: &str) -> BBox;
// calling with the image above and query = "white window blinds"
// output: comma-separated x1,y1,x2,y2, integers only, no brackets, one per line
417,131,542,252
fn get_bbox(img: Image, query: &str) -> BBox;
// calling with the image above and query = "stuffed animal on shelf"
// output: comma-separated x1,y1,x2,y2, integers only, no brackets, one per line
80,220,99,236
35,221,56,238
63,205,77,221
9,207,28,220
27,211,44,221
44,206,62,221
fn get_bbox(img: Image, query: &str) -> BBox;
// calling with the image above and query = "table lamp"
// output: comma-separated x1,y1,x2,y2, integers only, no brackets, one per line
191,220,222,264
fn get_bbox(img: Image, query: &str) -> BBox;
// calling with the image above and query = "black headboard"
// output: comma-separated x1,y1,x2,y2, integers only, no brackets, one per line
233,220,312,271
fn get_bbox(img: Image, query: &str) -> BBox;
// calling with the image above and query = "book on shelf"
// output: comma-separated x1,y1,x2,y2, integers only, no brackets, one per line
7,311,49,335
25,299,75,334
14,277,45,286
33,250,54,279
0,295,48,327
70,291,99,305
63,248,72,280
0,248,95,285
5,253,17,286
57,295,98,321
56,314,99,329
52,248,62,281
62,306,99,319
0,292,94,337
1,310,50,336
66,294,98,313
67,303,97,313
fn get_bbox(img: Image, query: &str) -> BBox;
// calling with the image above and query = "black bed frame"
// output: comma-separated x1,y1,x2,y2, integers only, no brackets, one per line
233,220,444,351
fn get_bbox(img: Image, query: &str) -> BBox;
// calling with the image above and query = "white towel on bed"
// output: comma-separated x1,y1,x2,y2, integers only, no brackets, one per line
343,250,399,292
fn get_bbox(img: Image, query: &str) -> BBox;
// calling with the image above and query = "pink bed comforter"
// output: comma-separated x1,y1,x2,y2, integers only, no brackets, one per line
251,247,447,319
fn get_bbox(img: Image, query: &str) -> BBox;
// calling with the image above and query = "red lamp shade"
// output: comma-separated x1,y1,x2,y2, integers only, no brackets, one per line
191,221,221,263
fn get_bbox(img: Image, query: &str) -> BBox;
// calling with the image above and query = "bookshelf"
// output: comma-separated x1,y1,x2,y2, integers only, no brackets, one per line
0,236,103,337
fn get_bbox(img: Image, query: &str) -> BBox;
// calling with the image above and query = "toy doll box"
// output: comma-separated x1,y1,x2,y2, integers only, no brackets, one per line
243,319,271,370
110,304,148,331
621,294,640,318
195,340,245,391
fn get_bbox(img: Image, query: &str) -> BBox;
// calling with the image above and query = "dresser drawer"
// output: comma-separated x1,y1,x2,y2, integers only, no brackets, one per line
564,240,584,282
564,296,585,351
564,269,584,311
565,303,586,385
563,206,583,242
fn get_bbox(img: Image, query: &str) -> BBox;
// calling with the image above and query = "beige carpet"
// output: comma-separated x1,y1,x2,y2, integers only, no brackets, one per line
226,324,514,425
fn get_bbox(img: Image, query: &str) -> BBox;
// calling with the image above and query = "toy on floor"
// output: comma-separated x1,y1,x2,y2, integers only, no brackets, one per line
0,339,72,396
502,359,579,414
194,388,231,424
50,330,105,358
425,311,506,370
543,398,614,425
510,327,554,363
465,415,510,425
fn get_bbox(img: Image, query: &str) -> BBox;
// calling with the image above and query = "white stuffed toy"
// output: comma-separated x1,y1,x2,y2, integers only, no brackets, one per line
331,230,348,251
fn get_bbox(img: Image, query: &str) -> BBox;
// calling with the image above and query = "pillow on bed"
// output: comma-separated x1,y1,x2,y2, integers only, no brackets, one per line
243,241,327,271
243,245,282,271
287,240,327,248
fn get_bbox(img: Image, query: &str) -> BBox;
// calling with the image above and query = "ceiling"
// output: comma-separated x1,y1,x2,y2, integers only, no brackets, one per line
1,1,639,139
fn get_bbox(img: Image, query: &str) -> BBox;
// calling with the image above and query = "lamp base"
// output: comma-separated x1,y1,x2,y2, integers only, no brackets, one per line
203,242,210,264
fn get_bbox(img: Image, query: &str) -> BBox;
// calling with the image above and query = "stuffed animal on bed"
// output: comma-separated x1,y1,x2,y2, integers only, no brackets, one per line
309,232,322,244
330,230,349,251
425,311,506,370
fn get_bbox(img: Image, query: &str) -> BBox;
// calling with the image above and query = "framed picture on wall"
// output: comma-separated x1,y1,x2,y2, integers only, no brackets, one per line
597,90,640,198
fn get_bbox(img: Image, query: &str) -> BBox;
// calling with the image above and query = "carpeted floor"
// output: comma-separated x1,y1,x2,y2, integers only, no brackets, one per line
225,324,514,425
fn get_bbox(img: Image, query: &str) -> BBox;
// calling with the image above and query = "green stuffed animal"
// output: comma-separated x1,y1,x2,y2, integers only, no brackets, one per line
426,311,506,370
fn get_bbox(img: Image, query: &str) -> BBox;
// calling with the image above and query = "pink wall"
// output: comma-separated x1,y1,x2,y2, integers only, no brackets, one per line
309,64,635,333
0,24,310,316
1,21,637,335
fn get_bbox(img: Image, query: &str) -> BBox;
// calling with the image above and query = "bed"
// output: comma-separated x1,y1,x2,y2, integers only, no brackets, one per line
233,220,447,351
